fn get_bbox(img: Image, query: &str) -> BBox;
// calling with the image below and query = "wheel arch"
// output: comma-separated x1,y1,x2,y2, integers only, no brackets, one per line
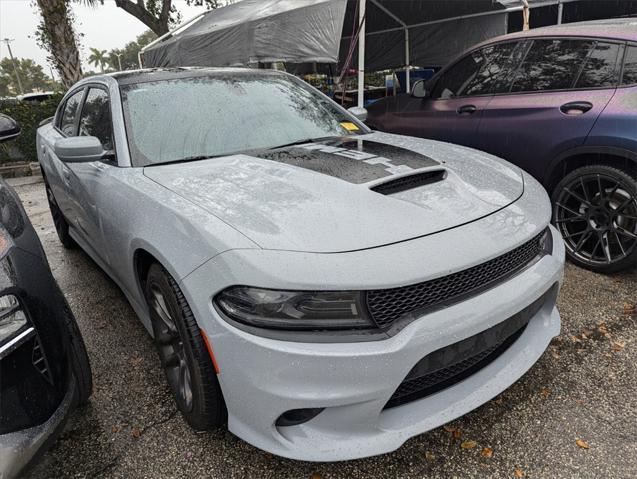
131,243,182,307
546,146,637,194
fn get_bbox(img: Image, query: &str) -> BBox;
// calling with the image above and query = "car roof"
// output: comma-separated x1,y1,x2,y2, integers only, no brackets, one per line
478,16,637,47
107,67,284,86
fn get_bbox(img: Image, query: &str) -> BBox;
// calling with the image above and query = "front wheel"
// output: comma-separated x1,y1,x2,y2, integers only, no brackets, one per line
144,264,226,430
552,165,637,273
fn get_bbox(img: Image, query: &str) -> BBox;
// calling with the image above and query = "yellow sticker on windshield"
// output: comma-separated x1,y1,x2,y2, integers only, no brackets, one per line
340,122,360,132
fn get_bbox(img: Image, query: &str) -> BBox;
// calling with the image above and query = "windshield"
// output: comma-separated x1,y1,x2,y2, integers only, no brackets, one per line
120,72,367,166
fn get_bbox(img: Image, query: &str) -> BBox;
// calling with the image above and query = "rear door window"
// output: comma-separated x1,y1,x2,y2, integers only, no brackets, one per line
621,45,637,86
509,39,595,93
58,89,85,136
78,88,113,151
575,41,621,89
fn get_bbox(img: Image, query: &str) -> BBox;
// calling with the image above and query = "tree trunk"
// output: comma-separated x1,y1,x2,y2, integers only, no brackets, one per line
114,0,172,37
36,0,83,88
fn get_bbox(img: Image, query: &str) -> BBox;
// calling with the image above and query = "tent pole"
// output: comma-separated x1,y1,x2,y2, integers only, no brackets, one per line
358,0,366,108
405,28,410,94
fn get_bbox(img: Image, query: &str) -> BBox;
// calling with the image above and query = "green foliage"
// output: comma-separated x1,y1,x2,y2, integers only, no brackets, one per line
81,0,223,36
88,48,108,72
106,30,157,71
0,58,60,97
0,93,63,163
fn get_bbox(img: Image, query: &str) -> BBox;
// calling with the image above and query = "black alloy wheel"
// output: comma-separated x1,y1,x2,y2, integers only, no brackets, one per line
144,264,226,430
148,282,194,412
552,165,637,273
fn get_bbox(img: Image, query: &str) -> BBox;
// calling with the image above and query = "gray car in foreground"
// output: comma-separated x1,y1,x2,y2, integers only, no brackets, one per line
37,68,564,461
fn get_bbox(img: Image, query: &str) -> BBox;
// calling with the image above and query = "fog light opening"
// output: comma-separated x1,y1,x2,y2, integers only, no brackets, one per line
275,408,325,427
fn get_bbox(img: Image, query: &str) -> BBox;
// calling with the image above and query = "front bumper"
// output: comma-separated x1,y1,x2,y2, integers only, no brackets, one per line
0,380,75,479
181,217,564,461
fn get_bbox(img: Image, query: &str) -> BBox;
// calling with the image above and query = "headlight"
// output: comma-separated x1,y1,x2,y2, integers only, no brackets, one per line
215,286,373,330
0,294,27,345
0,225,13,260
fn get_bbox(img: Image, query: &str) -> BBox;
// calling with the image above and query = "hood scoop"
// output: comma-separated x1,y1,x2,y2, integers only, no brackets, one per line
371,169,447,195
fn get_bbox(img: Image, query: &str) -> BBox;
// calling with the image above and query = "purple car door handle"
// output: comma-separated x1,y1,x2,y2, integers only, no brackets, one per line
560,101,593,115
456,104,477,115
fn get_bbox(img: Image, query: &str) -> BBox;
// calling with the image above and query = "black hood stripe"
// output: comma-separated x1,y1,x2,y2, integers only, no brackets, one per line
256,138,440,184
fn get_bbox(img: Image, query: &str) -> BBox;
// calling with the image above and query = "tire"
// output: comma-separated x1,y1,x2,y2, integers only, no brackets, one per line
144,264,226,430
552,164,637,273
63,301,93,405
44,180,76,249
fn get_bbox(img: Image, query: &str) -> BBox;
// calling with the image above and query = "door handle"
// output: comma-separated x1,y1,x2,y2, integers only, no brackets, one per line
560,101,593,115
457,104,477,115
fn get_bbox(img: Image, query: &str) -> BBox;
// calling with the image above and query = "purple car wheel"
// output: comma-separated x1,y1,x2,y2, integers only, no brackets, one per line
553,165,637,273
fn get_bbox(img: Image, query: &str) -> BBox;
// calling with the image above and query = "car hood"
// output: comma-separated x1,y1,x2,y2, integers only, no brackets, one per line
143,132,524,253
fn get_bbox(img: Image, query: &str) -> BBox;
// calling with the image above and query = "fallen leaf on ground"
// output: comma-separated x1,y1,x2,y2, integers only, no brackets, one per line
550,348,561,359
310,473,322,479
623,302,636,315
611,341,626,352
425,451,435,461
576,439,590,449
514,469,525,477
111,425,121,433
443,424,455,432
453,429,462,439
481,447,493,458
540,388,551,398
598,322,609,336
131,427,141,439
461,440,477,449
570,335,582,343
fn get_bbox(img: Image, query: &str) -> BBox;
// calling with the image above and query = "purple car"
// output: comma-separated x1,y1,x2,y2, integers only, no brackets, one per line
366,18,637,273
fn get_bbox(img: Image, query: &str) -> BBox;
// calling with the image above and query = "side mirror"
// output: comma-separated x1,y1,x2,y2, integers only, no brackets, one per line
347,106,368,122
54,136,105,163
0,114,20,143
411,79,429,99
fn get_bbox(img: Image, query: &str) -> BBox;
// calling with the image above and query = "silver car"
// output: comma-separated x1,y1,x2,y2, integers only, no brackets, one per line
37,68,564,461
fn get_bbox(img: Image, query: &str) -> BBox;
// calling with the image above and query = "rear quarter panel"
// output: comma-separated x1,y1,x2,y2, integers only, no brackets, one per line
584,85,637,157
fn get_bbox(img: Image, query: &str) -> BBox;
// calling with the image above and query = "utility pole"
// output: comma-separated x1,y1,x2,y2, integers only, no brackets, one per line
2,38,24,95
115,53,123,71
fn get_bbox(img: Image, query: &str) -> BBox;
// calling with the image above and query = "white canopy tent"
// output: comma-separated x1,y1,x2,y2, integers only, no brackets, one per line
140,0,578,108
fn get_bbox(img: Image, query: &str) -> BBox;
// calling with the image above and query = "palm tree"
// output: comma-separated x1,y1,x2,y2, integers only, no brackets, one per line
88,48,108,73
35,0,83,88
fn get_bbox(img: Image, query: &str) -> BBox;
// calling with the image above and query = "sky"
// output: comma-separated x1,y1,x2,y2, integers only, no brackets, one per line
0,0,211,77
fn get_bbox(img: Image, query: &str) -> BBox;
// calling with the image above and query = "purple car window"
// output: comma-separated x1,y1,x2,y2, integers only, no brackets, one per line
575,42,621,89
510,39,594,93
621,45,637,86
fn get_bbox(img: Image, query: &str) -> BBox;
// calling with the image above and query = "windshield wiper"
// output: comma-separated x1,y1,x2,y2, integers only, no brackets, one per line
267,135,340,150
145,136,343,167
145,155,222,167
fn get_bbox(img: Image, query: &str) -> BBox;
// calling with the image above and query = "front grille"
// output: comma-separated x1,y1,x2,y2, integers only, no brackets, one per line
383,288,552,410
366,230,546,329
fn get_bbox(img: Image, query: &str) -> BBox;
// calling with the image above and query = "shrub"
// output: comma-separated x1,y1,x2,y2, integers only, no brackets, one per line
0,94,63,164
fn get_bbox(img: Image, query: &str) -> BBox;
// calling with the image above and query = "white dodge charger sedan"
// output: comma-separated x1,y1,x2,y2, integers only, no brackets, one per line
36,68,564,461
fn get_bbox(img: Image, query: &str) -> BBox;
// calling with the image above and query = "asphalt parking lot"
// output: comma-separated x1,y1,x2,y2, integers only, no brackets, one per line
13,176,636,479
